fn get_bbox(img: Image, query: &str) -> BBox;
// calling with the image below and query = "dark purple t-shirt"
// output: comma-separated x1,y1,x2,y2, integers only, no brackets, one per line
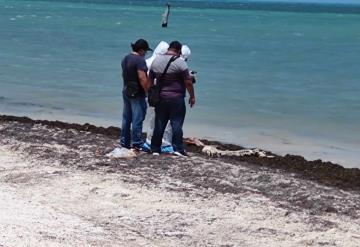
149,54,191,99
121,53,148,97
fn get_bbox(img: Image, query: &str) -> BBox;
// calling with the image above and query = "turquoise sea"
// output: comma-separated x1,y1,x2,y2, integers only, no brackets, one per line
1,0,359,167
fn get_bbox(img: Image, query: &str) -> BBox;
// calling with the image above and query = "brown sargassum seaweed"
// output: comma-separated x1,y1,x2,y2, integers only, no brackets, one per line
1,114,359,192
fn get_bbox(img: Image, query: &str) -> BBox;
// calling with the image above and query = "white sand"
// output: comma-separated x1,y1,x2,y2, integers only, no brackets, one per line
0,146,359,246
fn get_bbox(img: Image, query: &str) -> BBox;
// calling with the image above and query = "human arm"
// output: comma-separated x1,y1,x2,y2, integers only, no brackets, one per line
137,69,151,92
184,78,195,107
180,63,195,107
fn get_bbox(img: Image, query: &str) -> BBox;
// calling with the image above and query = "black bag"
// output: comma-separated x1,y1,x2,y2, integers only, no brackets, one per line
148,55,179,107
125,81,140,98
147,84,160,107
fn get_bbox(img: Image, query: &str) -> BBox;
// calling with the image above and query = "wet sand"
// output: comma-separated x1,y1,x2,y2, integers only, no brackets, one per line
0,115,359,246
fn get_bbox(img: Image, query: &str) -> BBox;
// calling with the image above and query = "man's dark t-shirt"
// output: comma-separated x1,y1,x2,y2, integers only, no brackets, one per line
121,53,148,97
149,54,191,99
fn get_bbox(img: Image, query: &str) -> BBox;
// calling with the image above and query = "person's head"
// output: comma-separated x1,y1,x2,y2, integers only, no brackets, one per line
168,40,182,55
131,39,152,56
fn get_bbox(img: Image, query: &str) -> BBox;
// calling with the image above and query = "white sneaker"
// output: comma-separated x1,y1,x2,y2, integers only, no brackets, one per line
174,151,188,157
152,152,160,156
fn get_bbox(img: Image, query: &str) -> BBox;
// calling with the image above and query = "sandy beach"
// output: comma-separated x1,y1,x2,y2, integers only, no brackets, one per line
0,115,360,246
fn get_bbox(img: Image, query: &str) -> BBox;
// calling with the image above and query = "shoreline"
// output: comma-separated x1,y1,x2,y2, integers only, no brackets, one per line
1,114,360,191
2,109,358,168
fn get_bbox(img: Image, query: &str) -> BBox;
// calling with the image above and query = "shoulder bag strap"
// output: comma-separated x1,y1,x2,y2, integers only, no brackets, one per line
157,55,180,88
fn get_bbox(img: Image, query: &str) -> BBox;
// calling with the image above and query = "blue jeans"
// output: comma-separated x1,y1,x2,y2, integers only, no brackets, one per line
151,97,186,153
120,91,147,149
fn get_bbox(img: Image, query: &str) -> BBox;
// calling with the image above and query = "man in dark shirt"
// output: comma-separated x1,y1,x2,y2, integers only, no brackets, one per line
149,41,195,156
121,39,152,150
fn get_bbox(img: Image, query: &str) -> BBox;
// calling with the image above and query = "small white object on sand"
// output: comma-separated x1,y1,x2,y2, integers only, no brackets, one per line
106,147,136,158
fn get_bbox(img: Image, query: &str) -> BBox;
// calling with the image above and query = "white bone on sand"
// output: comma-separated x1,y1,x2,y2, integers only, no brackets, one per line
184,138,274,158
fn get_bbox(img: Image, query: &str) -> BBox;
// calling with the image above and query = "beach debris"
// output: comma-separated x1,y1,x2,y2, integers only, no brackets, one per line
202,146,273,158
95,148,103,156
161,3,171,28
106,147,136,159
184,137,274,158
184,137,205,147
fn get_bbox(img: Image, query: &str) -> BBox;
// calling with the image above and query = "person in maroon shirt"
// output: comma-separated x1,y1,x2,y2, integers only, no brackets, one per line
149,41,195,156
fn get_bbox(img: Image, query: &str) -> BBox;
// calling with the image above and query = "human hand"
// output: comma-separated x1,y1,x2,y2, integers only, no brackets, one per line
189,97,195,107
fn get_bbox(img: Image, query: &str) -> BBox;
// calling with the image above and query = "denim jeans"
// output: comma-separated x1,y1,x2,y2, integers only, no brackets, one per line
120,91,147,149
151,97,186,153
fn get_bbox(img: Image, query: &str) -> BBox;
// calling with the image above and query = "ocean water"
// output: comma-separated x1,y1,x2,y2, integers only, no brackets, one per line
1,0,359,167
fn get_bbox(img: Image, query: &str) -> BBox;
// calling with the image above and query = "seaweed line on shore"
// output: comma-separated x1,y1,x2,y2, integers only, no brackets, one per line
1,114,359,192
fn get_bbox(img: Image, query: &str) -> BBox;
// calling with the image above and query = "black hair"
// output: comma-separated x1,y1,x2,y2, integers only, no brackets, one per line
168,41,182,52
131,39,152,52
